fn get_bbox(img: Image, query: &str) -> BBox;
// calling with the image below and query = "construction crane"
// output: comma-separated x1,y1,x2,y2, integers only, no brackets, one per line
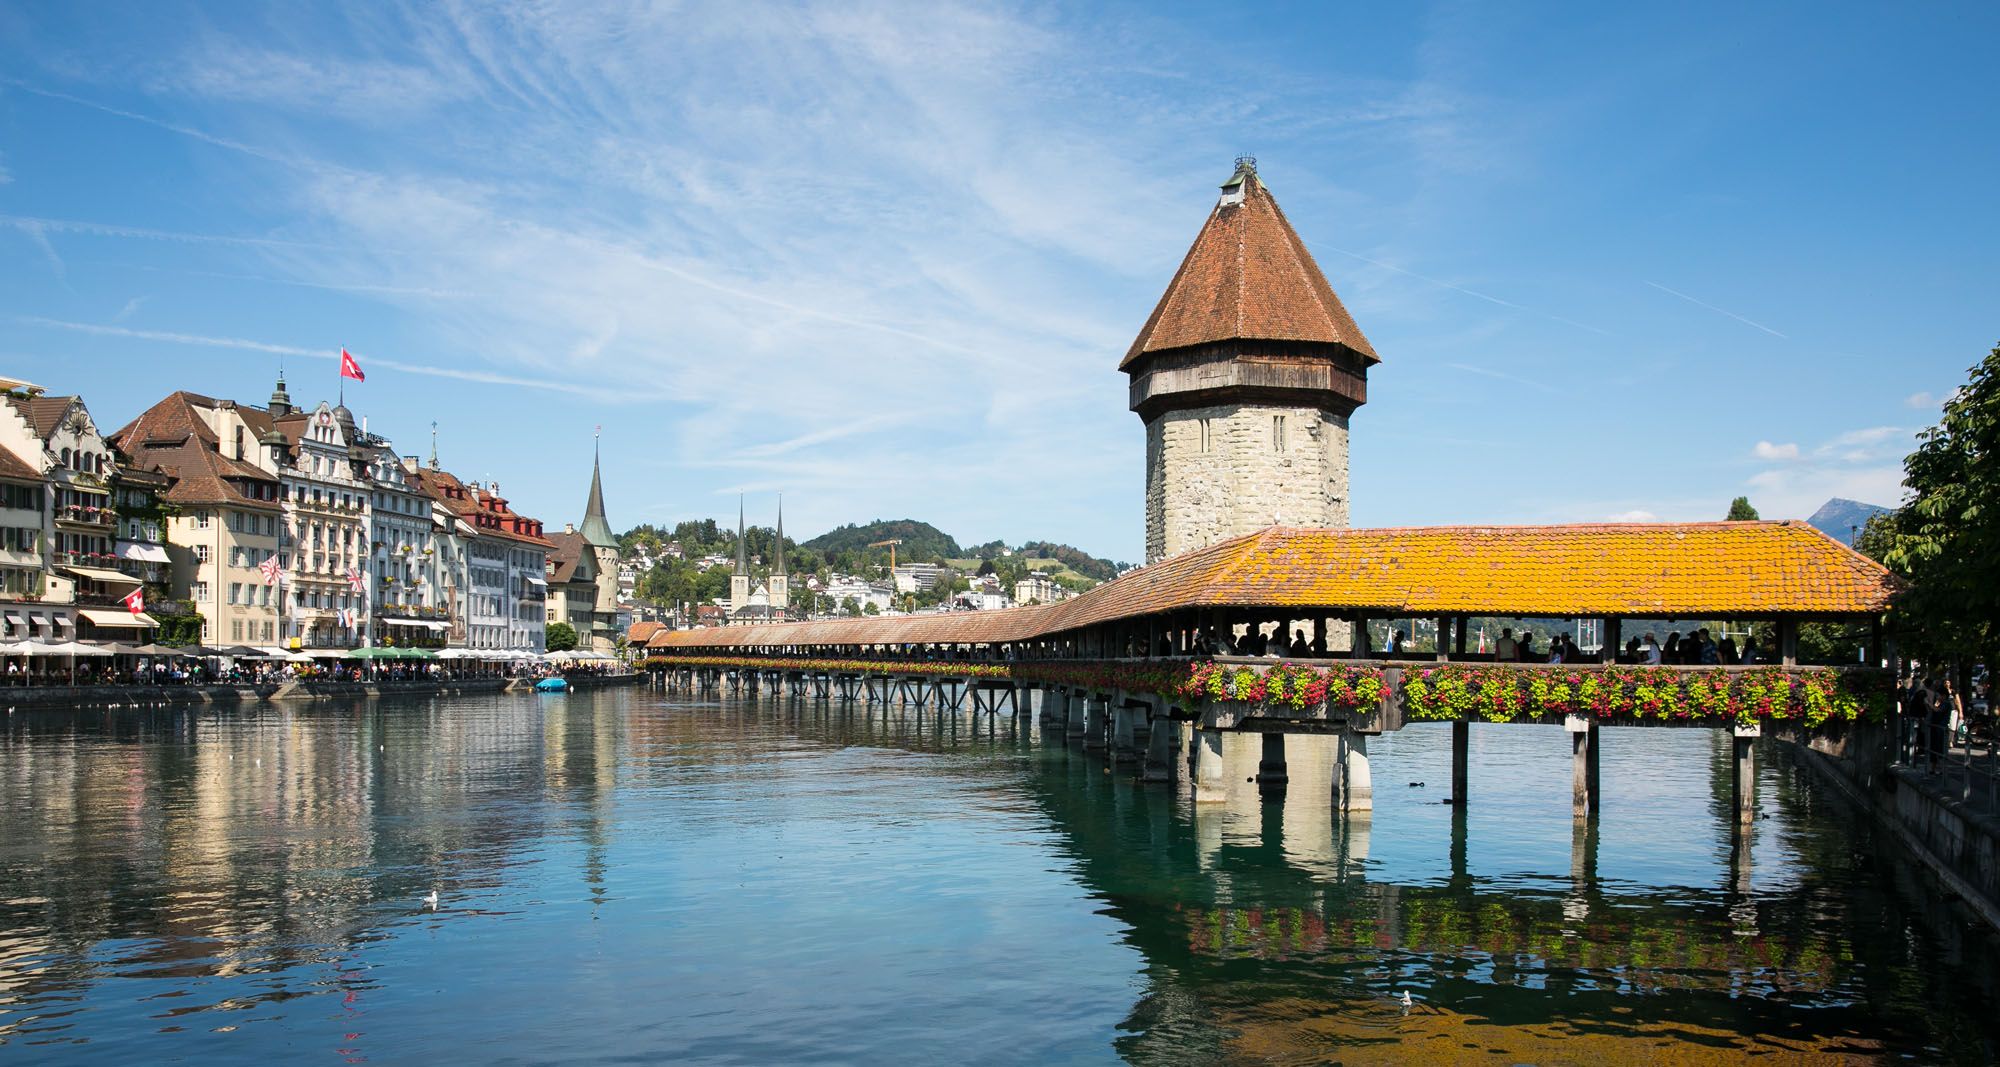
868,538,904,573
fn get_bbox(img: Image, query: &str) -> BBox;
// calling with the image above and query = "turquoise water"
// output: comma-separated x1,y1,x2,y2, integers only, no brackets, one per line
0,688,1994,1064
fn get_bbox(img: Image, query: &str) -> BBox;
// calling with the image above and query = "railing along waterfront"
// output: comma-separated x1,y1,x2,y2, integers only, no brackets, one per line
639,655,1895,730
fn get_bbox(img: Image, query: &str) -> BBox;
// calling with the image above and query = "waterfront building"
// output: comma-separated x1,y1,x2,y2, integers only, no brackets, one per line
0,431,46,621
402,459,472,648
545,527,602,643
421,467,550,652
0,392,159,643
362,435,447,649
113,392,285,646
1125,158,1377,565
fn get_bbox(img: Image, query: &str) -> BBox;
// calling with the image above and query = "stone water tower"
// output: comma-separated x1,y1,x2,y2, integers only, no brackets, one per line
1125,159,1379,564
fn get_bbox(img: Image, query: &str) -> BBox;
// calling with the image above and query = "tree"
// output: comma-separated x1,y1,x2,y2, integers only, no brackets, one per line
1879,342,2000,677
545,621,578,652
1726,497,1760,521
863,601,881,616
841,597,861,617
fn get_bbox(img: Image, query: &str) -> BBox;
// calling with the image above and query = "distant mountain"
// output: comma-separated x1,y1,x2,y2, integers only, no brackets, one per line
801,519,962,563
1807,498,1890,545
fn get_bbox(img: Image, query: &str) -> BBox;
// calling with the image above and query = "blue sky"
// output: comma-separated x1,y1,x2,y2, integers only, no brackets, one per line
2,2,1993,563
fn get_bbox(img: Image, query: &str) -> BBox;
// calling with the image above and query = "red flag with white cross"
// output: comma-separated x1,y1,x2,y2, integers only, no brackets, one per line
340,348,366,381
123,586,144,615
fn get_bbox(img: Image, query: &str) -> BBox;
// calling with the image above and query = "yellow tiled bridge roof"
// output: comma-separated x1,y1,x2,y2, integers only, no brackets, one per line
644,522,1896,651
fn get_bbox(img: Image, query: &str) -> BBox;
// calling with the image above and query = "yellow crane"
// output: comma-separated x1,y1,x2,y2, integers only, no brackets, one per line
868,538,904,573
869,538,911,613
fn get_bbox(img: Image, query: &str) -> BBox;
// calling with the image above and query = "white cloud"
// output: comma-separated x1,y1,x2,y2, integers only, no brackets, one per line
1745,424,1910,518
1607,509,1658,521
1905,391,1934,408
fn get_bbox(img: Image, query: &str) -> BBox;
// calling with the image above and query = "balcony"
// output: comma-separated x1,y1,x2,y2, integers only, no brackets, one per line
54,550,121,568
56,504,117,529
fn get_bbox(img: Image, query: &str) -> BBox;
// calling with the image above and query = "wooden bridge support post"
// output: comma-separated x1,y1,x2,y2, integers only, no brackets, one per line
1064,691,1086,739
1450,720,1470,806
1111,704,1138,763
1566,714,1600,818
1193,728,1227,803
1083,697,1107,751
1333,728,1372,812
1732,723,1759,831
1256,732,1287,793
1142,711,1175,782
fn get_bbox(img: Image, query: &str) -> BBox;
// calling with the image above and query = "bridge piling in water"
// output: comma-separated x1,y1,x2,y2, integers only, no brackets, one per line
1451,720,1469,805
1567,715,1600,817
1193,728,1227,803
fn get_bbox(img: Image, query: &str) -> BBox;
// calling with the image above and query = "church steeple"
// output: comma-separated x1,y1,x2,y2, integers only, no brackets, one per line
269,372,293,417
579,429,617,550
728,494,751,620
734,495,747,575
768,495,789,614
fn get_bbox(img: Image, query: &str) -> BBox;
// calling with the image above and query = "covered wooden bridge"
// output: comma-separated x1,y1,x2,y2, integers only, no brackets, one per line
635,521,1899,821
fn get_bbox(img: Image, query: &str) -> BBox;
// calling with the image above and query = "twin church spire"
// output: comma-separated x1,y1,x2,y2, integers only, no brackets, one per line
729,494,788,619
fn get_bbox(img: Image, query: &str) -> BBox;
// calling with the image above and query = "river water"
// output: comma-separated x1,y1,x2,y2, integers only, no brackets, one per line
1,687,1995,1064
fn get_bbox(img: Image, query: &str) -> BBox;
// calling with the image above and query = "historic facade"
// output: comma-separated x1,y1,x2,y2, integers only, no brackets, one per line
1124,159,1378,565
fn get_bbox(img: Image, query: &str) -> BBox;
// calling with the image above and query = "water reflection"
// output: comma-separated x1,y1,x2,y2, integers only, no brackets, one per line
0,693,1995,1063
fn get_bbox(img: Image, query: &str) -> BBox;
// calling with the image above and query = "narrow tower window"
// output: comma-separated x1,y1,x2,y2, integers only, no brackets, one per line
1198,418,1212,453
1272,415,1287,452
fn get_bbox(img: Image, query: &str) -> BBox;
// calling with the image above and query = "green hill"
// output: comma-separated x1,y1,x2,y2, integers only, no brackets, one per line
801,519,962,563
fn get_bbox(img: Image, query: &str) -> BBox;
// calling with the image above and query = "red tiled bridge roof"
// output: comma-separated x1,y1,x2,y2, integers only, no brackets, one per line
643,522,1896,652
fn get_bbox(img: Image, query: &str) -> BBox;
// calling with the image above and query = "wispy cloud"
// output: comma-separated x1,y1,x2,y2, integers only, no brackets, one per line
1317,241,1612,336
1752,440,1799,461
1645,281,1787,339
1904,391,1935,409
17,317,641,402
1446,361,1559,393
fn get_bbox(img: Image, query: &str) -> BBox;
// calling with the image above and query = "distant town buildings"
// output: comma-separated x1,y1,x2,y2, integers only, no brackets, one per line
1013,573,1070,606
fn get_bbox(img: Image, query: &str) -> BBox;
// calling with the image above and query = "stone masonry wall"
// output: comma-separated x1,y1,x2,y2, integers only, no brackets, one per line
1145,401,1350,564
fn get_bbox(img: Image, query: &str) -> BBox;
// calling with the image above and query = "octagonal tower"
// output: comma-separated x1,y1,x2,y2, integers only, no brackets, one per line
1125,159,1379,564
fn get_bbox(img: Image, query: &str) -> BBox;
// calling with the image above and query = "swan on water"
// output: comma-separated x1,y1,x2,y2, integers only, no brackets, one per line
1400,991,1413,1008
423,890,439,910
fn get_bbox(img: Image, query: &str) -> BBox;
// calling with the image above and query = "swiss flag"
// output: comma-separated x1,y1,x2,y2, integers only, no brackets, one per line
123,586,144,615
339,348,366,382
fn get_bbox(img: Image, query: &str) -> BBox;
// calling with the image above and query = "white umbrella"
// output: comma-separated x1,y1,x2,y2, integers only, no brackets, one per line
44,641,112,657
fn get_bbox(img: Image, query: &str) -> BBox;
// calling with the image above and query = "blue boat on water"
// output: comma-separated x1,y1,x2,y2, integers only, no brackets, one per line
533,677,569,693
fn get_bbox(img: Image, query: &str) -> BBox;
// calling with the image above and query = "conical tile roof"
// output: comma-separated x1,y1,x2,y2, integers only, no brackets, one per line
579,444,616,550
1123,163,1377,369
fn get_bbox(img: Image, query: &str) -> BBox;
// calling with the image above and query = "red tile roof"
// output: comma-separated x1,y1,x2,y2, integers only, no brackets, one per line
425,467,552,548
0,441,40,482
1123,166,1377,369
546,530,589,584
149,442,283,512
4,394,77,440
648,522,1897,652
